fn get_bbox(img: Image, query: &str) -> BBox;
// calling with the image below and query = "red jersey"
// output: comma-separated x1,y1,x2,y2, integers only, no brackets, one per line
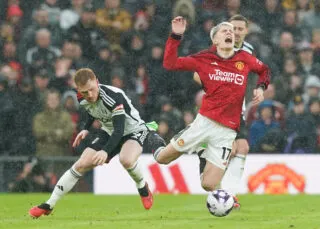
163,35,270,131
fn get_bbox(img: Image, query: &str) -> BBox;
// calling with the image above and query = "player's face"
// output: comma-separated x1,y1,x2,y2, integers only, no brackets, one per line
230,20,248,47
214,25,235,49
78,79,99,103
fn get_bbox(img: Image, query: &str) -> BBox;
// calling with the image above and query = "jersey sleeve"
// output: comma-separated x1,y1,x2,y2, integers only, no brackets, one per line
99,88,126,117
163,34,199,72
247,55,270,90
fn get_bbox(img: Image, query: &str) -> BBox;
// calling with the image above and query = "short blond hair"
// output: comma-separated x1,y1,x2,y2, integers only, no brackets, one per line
73,68,96,86
210,22,234,40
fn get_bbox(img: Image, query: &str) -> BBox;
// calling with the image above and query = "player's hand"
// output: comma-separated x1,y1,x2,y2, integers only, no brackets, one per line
72,130,89,147
230,141,237,159
172,16,187,35
92,150,108,166
252,88,264,106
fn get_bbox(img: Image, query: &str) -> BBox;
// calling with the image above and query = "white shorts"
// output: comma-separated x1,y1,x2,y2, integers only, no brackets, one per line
170,114,237,170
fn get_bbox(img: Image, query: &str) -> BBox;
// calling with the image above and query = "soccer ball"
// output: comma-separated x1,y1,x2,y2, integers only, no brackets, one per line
206,189,235,217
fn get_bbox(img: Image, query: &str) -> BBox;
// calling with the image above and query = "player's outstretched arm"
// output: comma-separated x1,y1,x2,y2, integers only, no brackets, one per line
193,72,202,85
163,16,198,72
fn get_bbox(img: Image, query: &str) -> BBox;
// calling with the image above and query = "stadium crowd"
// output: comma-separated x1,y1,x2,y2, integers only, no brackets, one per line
0,0,320,162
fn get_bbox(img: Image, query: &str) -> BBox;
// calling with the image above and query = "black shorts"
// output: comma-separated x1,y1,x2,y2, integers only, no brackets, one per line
75,129,149,162
235,117,247,140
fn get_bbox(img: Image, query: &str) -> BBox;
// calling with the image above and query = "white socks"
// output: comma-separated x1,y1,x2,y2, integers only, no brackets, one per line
46,165,82,208
126,161,146,189
221,154,246,195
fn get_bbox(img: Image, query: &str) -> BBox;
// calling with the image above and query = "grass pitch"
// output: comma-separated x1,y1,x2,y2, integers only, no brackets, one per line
1,194,320,229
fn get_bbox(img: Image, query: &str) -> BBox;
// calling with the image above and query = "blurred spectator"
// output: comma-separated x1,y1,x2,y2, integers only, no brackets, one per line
0,23,16,48
6,4,23,41
10,77,38,155
60,0,85,30
249,100,284,153
302,75,320,104
172,0,196,27
311,29,320,63
33,89,74,156
110,67,126,88
96,0,132,44
61,90,80,152
282,0,314,22
157,118,173,143
39,0,61,26
90,39,113,80
183,110,195,127
33,68,51,109
132,62,149,107
272,10,310,48
273,31,296,67
246,84,286,128
297,41,320,77
26,29,61,75
0,74,15,155
1,42,23,83
307,97,320,151
0,64,19,88
255,0,282,38
301,0,320,31
122,32,146,73
219,0,243,20
145,40,169,118
274,56,304,104
190,11,215,53
8,157,55,192
153,96,184,133
19,9,63,62
285,94,317,153
275,73,304,105
68,5,103,59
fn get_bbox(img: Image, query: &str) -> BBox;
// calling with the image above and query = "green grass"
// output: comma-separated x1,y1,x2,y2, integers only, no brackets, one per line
1,194,320,229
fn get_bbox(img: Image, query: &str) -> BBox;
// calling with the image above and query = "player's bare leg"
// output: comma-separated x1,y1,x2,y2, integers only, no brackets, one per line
200,160,224,191
153,143,184,164
119,140,153,210
29,148,98,218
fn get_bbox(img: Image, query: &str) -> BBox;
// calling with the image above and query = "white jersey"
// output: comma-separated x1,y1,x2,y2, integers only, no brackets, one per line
234,41,254,118
79,84,146,135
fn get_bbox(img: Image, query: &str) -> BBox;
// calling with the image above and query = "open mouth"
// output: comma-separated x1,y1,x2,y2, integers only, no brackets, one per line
225,38,233,43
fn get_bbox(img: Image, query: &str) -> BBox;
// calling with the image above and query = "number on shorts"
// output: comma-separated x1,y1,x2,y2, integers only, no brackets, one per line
222,147,232,160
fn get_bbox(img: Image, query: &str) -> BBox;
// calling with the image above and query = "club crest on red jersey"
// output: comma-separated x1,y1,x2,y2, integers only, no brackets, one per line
235,61,244,71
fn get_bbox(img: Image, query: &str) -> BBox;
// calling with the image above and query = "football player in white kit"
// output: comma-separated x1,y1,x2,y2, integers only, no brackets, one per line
29,68,166,218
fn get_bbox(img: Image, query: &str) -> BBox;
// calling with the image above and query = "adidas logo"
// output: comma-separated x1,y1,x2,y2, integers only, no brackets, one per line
211,62,218,65
57,185,64,191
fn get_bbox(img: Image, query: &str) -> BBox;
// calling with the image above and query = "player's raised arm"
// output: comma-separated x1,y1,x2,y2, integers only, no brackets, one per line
163,16,198,71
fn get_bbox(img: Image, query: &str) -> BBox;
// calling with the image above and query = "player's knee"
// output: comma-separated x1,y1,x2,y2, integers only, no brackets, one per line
119,155,136,169
74,161,86,173
237,140,249,155
74,157,94,173
155,154,171,165
201,180,215,192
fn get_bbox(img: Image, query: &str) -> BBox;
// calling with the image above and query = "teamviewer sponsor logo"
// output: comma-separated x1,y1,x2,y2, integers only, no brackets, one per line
234,74,244,85
208,69,244,85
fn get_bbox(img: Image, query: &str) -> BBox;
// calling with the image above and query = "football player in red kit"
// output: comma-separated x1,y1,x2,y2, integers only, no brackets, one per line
152,17,270,205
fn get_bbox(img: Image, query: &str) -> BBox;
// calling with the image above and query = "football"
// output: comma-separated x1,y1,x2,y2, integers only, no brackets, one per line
206,189,235,217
